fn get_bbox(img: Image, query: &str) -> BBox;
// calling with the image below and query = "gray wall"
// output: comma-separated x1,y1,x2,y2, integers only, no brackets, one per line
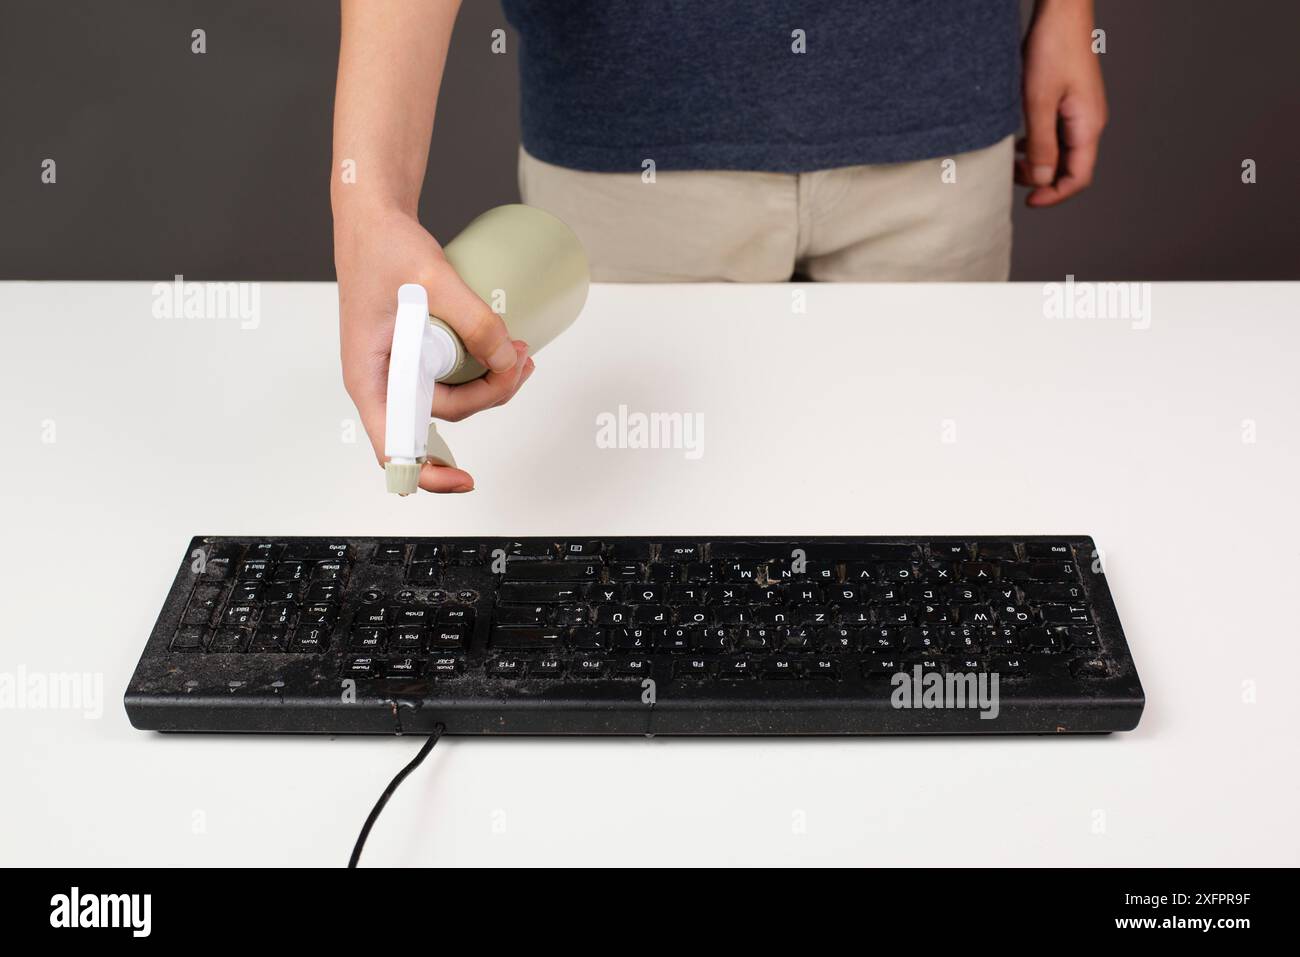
1,0,1296,281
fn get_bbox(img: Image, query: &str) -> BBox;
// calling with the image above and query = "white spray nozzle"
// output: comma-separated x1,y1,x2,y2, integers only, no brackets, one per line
384,283,458,495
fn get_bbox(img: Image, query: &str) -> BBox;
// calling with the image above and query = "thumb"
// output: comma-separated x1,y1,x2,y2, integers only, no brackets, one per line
1023,92,1061,186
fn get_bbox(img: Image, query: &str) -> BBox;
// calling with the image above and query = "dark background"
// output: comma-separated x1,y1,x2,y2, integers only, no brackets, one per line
1,0,1296,282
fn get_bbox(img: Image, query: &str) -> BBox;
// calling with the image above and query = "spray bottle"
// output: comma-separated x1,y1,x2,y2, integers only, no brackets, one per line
383,204,589,494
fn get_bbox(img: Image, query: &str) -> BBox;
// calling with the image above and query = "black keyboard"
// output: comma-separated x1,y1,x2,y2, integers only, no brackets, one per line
125,536,1144,735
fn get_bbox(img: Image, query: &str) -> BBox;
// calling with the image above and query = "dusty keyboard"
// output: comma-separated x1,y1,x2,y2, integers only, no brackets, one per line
125,536,1144,735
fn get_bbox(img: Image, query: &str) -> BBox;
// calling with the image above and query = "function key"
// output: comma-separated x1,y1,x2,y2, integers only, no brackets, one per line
572,657,606,678
486,657,524,677
717,656,753,679
674,658,711,679
532,657,565,678
561,540,604,560
761,657,800,679
805,658,838,679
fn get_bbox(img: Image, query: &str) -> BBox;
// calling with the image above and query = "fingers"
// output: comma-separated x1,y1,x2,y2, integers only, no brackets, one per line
418,462,475,494
1021,92,1105,208
432,341,533,421
1020,88,1062,194
423,273,518,375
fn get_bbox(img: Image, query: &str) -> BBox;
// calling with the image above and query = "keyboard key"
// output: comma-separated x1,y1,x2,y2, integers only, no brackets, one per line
406,562,440,584
411,543,443,563
504,562,599,582
805,658,838,679
429,625,469,649
717,656,753,679
572,657,606,677
171,625,208,651
350,628,387,651
291,626,331,652
486,657,524,677
372,543,407,563
616,658,653,677
391,628,425,652
343,656,377,676
1024,542,1073,559
977,542,1018,560
223,604,257,627
495,605,547,626
429,655,463,677
386,656,422,678
249,624,288,652
436,607,473,625
761,657,799,679
562,540,603,560
500,583,585,604
490,627,564,651
675,658,711,679
610,542,652,561
532,657,565,677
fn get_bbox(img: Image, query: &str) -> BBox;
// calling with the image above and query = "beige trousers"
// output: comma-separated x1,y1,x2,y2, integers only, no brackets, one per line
518,136,1014,282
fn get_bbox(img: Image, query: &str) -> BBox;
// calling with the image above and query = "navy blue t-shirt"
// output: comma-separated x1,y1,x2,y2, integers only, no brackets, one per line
500,0,1022,173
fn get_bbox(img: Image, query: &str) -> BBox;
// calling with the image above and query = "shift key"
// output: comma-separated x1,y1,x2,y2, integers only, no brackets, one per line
503,561,600,582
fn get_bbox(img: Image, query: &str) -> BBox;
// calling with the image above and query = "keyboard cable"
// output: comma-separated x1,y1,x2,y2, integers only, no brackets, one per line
348,722,445,868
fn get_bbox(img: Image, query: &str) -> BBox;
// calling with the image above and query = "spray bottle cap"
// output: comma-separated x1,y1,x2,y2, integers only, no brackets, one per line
383,284,458,495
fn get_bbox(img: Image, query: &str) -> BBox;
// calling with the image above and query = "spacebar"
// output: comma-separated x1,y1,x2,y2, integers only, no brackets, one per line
490,627,566,650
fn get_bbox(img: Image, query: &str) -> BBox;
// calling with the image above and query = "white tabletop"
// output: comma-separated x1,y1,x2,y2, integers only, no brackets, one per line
1,280,1297,866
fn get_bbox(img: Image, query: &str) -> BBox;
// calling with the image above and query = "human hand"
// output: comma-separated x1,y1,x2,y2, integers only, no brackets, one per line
1018,0,1108,207
334,206,534,492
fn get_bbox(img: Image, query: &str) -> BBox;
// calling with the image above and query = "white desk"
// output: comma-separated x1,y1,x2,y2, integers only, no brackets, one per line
1,281,1297,866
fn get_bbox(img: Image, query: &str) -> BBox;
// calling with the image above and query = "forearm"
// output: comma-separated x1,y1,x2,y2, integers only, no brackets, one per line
1029,0,1095,33
331,0,461,219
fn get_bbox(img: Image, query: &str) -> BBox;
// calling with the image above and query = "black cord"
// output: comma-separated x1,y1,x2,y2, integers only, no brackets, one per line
348,723,445,868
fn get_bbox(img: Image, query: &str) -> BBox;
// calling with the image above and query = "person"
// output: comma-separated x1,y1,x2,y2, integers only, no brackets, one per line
332,0,1107,492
